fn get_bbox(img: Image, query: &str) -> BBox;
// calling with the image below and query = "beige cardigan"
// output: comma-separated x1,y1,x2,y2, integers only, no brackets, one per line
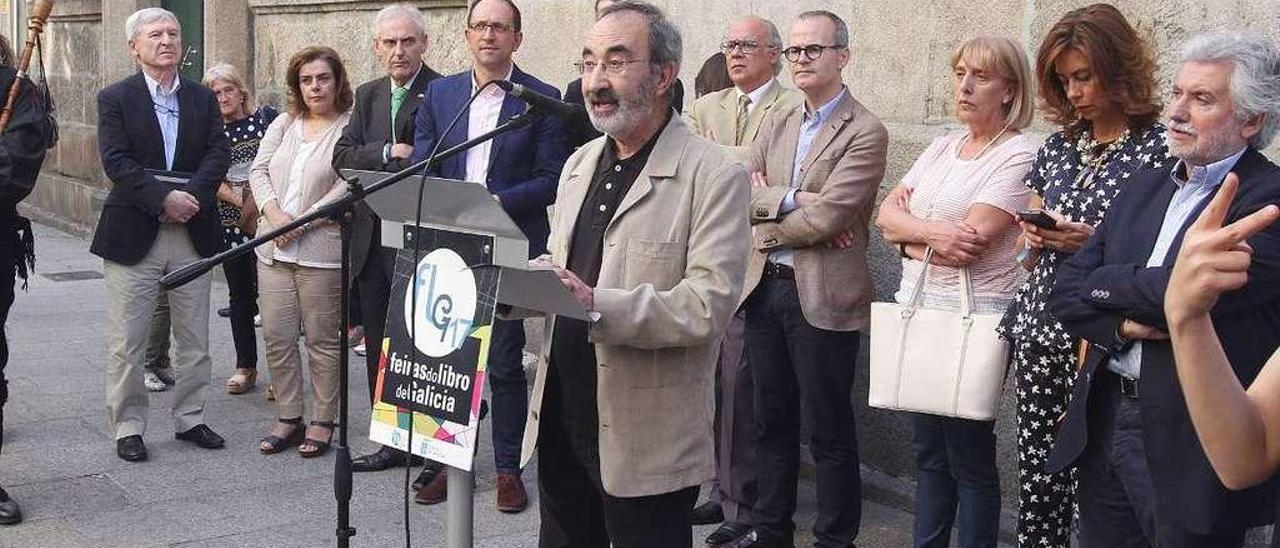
250,111,351,267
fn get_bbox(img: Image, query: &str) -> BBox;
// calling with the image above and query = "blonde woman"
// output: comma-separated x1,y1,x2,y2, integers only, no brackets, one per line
202,62,277,395
875,36,1036,547
250,46,352,458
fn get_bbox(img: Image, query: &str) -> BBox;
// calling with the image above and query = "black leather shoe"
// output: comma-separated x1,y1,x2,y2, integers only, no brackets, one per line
116,435,148,462
350,446,425,472
175,424,225,449
727,530,794,548
705,522,750,546
691,500,724,525
217,307,232,318
412,464,442,492
0,488,21,526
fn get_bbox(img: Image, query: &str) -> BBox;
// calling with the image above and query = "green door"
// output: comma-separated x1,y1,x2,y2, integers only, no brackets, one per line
162,0,204,81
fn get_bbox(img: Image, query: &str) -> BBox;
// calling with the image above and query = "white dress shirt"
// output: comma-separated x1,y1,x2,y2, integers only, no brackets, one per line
465,66,514,186
736,78,776,119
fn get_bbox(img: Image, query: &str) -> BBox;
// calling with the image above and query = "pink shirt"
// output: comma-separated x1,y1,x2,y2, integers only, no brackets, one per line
894,132,1036,313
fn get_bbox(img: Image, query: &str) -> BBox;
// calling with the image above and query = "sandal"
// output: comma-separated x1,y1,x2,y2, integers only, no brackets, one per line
226,368,257,395
265,385,276,401
299,421,336,458
259,418,303,454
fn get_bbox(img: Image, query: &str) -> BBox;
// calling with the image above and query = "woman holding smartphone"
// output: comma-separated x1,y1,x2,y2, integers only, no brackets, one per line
995,5,1170,545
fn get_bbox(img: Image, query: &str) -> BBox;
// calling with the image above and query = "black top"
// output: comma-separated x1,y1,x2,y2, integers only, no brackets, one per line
217,106,278,243
547,124,663,437
997,123,1170,351
563,78,684,149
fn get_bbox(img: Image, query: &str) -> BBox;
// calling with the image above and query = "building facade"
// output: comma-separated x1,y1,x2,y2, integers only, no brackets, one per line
3,0,1278,502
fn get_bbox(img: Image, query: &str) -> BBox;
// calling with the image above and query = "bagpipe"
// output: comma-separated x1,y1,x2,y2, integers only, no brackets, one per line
0,0,58,206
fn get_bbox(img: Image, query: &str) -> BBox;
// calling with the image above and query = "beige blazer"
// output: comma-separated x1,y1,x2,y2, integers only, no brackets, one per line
687,79,803,160
250,112,351,267
520,116,751,497
744,89,888,331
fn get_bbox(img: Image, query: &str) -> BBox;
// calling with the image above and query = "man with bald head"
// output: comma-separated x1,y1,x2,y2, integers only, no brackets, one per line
521,2,749,546
686,15,803,548
733,10,887,548
410,0,568,513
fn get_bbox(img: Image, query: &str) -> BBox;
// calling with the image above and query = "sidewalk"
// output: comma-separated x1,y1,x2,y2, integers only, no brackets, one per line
0,222,929,547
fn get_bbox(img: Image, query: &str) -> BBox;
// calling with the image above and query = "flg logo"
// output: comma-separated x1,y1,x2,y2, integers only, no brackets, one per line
404,248,478,358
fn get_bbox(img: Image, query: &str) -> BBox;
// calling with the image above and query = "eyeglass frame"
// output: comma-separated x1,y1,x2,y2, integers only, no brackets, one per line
781,43,847,63
467,21,516,34
720,39,776,55
573,58,657,76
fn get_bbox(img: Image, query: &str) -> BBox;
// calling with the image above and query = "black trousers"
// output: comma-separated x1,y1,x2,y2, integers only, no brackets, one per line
537,367,699,548
744,277,862,547
1076,372,1246,548
356,246,395,404
0,219,16,452
221,246,258,367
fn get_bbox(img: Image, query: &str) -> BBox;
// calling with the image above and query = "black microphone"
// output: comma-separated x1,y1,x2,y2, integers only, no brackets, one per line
494,80,586,121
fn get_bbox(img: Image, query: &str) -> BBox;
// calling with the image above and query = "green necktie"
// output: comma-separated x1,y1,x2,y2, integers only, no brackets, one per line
390,86,409,140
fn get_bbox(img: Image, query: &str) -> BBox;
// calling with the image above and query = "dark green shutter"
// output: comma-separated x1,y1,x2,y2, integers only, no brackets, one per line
161,0,204,81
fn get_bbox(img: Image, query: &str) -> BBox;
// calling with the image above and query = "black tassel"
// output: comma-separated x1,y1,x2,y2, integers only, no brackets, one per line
15,216,31,291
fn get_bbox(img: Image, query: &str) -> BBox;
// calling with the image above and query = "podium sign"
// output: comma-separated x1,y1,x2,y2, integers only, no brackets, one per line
368,226,499,471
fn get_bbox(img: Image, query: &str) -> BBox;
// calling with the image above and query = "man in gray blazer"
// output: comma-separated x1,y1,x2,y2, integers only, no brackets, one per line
686,15,803,548
332,2,439,474
733,10,888,548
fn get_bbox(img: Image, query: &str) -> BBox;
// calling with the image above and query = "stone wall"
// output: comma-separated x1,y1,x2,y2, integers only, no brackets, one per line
11,0,1280,503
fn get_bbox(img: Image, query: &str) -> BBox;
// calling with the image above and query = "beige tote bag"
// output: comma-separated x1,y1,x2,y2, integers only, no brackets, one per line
868,249,1009,420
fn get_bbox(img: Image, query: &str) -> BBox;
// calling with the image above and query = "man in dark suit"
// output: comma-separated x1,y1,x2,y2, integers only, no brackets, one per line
92,8,230,463
561,0,684,149
1047,32,1280,547
332,2,440,476
409,0,569,513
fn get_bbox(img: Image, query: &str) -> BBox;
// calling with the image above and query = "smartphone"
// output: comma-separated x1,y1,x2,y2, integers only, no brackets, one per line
1017,209,1058,230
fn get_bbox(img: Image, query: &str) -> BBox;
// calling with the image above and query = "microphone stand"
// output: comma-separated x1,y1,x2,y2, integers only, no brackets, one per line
159,107,544,548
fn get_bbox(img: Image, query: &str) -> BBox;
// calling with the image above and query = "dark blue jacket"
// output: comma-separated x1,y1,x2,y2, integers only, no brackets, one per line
411,66,568,256
91,72,230,264
1048,147,1280,533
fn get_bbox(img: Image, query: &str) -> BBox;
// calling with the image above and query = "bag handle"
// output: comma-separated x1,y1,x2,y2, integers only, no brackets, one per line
910,248,976,317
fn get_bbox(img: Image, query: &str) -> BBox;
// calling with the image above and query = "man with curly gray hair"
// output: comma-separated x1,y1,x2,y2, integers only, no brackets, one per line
1048,31,1280,547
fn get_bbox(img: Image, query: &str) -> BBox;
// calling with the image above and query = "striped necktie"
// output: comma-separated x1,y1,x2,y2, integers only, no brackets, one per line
734,94,752,146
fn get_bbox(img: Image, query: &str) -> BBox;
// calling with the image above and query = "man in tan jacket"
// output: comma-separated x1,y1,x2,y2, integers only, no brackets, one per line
518,2,749,547
733,10,888,548
685,15,803,548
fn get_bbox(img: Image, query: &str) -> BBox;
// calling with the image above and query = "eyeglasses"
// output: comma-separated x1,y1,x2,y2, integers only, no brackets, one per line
573,58,653,76
720,40,770,54
782,44,845,63
468,21,514,34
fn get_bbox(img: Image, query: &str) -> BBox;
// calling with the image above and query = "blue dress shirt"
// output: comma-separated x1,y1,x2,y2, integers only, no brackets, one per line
1108,147,1247,379
769,88,844,267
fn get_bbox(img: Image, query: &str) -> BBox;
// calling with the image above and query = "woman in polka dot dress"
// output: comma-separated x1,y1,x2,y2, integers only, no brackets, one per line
996,6,1172,546
202,63,278,395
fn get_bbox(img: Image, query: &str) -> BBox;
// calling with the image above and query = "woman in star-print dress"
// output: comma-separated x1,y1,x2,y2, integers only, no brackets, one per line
204,63,279,395
996,5,1171,546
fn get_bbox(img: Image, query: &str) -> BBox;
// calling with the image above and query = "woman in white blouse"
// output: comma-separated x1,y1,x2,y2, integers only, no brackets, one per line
250,46,352,458
874,36,1037,548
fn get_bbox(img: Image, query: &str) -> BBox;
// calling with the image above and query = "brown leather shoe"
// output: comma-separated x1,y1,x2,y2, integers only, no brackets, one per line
496,473,528,513
414,469,448,505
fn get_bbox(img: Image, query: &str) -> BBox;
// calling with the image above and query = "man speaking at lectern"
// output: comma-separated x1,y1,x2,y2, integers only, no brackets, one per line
410,0,569,513
521,2,750,546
